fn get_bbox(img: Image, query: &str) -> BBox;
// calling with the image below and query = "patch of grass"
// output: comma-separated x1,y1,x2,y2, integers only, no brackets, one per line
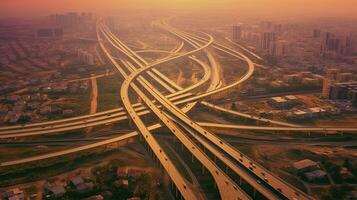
97,75,122,111
277,171,308,193
231,143,255,158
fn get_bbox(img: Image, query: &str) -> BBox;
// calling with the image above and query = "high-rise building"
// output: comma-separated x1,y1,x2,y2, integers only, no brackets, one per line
261,32,276,50
321,32,355,57
313,29,321,38
326,68,340,80
233,25,242,42
322,78,332,98
337,73,353,83
344,34,354,56
274,24,282,33
352,90,357,107
321,68,339,98
270,40,288,57
68,12,79,25
36,27,63,38
77,49,94,65
260,21,273,29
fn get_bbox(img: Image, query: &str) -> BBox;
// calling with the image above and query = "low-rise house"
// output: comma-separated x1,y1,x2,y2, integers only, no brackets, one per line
77,182,94,193
12,104,25,112
0,104,9,115
5,111,22,123
86,195,104,200
6,95,21,102
27,102,41,110
63,109,74,117
40,106,51,115
115,179,129,188
40,105,62,115
2,188,24,200
42,86,52,93
69,176,84,187
305,170,327,182
128,169,143,177
46,185,66,197
52,83,68,93
127,197,141,200
308,107,326,117
340,167,354,179
292,159,319,174
117,167,129,177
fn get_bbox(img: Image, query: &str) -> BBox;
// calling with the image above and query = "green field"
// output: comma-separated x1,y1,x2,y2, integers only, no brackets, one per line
97,75,122,111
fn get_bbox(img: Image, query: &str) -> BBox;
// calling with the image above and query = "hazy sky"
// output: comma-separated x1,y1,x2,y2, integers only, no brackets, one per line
1,0,357,19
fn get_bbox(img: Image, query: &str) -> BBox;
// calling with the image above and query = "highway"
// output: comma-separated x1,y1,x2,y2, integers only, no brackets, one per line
198,122,357,133
98,21,204,200
113,29,251,199
124,21,314,200
99,20,256,199
3,18,356,200
100,20,310,200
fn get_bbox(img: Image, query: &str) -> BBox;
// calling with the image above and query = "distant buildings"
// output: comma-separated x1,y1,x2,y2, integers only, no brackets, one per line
232,25,242,42
49,12,93,27
78,49,94,65
321,32,355,57
313,29,321,38
36,27,63,38
261,32,276,51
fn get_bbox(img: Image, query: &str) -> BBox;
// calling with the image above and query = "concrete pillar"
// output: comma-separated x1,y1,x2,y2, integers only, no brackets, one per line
175,186,178,198
129,118,134,129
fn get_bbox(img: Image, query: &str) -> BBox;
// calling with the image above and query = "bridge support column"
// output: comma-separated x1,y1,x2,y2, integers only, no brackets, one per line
129,118,134,129
191,154,194,163
175,185,178,198
253,188,257,198
201,164,205,175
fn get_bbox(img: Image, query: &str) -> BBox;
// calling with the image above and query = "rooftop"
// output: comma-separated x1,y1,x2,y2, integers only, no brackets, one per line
292,159,318,170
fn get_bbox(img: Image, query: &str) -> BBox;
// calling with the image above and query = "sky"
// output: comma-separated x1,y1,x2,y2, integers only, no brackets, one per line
1,0,357,19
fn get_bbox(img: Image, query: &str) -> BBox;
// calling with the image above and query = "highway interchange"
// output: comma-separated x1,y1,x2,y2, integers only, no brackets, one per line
1,19,357,199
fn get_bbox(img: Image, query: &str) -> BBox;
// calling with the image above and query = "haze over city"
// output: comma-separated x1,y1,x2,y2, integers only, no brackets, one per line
0,0,356,200
2,0,357,19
